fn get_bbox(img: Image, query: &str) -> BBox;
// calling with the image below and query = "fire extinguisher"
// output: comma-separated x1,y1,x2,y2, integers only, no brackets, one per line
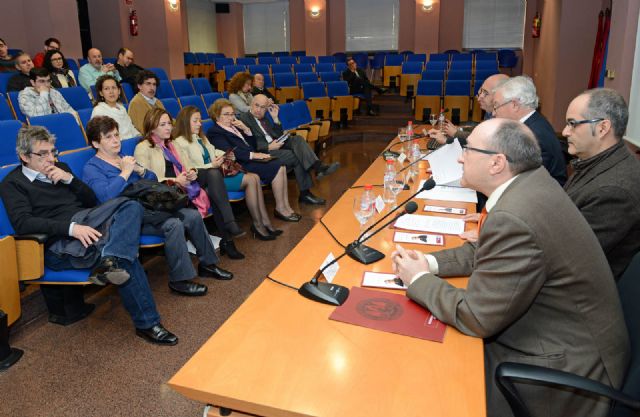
532,12,541,38
130,10,139,36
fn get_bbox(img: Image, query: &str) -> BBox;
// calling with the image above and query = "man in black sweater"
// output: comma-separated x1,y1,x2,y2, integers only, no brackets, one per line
0,126,177,345
6,52,33,92
115,47,144,91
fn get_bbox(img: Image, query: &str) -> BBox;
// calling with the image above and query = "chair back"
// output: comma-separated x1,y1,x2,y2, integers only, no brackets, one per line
271,64,293,74
297,72,318,84
59,86,93,110
65,59,79,71
291,51,307,57
335,62,347,73
407,54,427,63
318,56,336,64
148,67,169,81
214,58,234,70
426,61,448,72
429,53,449,62
121,83,135,103
171,79,196,97
279,56,297,65
76,108,93,131
445,80,471,96
184,52,198,65
0,164,18,236
385,54,404,66
0,72,17,94
402,61,424,74
417,80,443,96
191,77,213,95
274,73,297,88
325,81,349,97
201,119,214,136
178,95,207,118
202,92,225,110
0,94,15,121
156,80,176,99
450,60,472,72
7,92,26,122
315,63,335,73
159,98,181,118
294,63,314,74
258,56,278,66
29,113,87,152
278,102,298,130
120,137,139,156
0,120,21,166
319,72,340,82
447,70,472,81
422,70,446,81
58,146,94,178
299,56,317,65
236,57,256,66
247,64,270,76
301,82,326,99
223,65,246,81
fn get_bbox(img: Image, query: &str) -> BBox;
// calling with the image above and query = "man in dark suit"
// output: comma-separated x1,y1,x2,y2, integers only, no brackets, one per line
393,118,629,417
115,47,144,91
238,94,339,205
563,88,640,279
493,76,567,185
342,57,386,116
251,73,277,103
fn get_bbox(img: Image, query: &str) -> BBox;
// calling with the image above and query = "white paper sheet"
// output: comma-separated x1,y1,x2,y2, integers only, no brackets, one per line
416,181,478,203
425,139,463,185
320,252,339,283
393,231,445,246
361,271,407,290
394,214,466,235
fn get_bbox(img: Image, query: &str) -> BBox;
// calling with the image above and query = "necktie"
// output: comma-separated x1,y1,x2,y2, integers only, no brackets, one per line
259,118,273,138
477,208,488,234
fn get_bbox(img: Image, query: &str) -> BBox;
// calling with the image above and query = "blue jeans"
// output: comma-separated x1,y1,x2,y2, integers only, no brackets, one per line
45,201,160,329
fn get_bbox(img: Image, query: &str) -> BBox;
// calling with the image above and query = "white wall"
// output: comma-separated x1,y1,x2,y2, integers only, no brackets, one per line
186,0,218,52
624,6,640,147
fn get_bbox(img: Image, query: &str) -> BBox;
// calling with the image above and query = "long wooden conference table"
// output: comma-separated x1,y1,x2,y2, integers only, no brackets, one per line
169,130,486,417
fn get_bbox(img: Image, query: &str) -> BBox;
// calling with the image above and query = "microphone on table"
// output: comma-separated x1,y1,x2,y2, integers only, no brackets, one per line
298,201,420,306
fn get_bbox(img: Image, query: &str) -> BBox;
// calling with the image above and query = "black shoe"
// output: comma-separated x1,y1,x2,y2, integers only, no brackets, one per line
198,264,234,280
274,209,301,222
251,224,276,241
135,324,178,346
48,303,96,326
316,162,340,179
265,226,283,236
89,256,130,286
299,193,326,205
168,280,208,296
367,110,378,116
225,222,246,238
219,239,245,259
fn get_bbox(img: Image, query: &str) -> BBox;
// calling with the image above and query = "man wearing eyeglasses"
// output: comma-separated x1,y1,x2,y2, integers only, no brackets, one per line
563,88,640,279
0,126,178,345
17,67,77,118
392,118,629,417
492,76,567,185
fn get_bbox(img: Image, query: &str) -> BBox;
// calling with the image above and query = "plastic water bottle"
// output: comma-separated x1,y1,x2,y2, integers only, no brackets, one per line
438,108,446,133
409,139,422,177
406,121,413,140
383,161,396,203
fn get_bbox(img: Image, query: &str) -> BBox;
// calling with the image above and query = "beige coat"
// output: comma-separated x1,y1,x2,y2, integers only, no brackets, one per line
408,167,630,417
127,93,166,134
133,139,194,183
173,134,224,169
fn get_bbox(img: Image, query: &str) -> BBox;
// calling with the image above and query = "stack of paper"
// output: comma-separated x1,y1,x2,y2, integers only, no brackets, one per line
425,139,463,186
416,181,478,203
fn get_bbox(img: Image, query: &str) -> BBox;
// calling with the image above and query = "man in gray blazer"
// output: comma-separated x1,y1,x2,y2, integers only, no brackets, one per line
393,119,629,417
563,88,640,279
238,94,339,205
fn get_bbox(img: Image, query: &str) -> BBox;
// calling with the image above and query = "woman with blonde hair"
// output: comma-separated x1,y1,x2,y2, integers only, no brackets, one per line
227,72,254,115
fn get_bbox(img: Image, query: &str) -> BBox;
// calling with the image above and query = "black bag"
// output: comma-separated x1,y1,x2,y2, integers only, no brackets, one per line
121,179,189,213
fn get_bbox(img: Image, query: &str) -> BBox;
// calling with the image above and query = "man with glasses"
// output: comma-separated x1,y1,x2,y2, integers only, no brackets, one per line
492,76,567,185
563,88,640,279
0,126,178,345
6,52,34,92
18,67,76,118
392,118,629,417
127,70,165,133
33,37,60,68
238,94,339,205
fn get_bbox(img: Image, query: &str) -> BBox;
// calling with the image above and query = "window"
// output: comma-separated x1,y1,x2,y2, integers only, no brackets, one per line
243,1,290,54
463,0,526,49
346,0,399,52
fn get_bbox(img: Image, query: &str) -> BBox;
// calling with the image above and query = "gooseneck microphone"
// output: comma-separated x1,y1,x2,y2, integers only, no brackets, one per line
298,200,419,306
345,201,419,264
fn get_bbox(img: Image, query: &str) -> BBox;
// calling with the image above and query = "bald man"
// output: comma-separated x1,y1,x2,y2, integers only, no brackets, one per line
394,118,629,417
78,47,121,93
251,73,277,103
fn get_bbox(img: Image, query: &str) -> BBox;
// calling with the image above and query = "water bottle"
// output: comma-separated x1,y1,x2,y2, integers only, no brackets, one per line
410,139,422,177
406,121,413,140
438,108,446,133
383,161,396,203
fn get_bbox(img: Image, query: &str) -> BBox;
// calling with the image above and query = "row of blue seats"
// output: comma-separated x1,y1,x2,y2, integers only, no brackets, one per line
219,62,347,78
399,60,499,75
416,79,490,98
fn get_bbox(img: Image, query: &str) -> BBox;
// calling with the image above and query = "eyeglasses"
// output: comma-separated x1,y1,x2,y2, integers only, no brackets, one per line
29,149,59,158
253,104,269,110
35,78,52,84
477,88,489,97
461,145,513,163
51,57,64,62
220,112,235,117
565,118,604,129
492,100,512,112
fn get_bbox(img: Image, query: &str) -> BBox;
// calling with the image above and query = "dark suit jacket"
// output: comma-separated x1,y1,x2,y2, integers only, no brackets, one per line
251,86,277,103
341,68,370,93
408,167,629,417
237,111,283,153
524,111,567,185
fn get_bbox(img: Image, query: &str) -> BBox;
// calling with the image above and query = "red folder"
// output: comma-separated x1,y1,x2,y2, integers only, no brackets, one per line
329,287,447,342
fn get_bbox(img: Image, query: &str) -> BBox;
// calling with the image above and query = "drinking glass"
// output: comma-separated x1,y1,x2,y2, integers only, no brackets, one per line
429,113,438,128
353,194,374,233
389,171,406,208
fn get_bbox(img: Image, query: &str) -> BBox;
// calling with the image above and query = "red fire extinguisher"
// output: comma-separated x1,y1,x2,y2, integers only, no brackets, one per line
532,12,541,38
130,10,139,36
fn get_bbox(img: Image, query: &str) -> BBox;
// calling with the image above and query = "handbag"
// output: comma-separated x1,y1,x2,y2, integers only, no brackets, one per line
220,151,245,177
121,179,189,213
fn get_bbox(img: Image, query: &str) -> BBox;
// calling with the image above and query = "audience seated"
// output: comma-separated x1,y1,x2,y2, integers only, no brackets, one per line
43,49,77,88
18,67,77,118
392,118,629,417
0,38,16,72
492,76,567,185
91,74,140,139
115,47,144,90
32,37,60,68
207,99,302,225
342,56,386,116
251,73,276,103
84,114,233,297
173,106,247,258
128,70,165,133
238,94,339,206
175,106,283,243
78,48,121,94
7,52,34,92
0,125,178,345
227,72,253,115
563,88,640,279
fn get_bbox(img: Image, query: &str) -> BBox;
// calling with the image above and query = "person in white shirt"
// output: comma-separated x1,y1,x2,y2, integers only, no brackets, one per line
91,75,140,139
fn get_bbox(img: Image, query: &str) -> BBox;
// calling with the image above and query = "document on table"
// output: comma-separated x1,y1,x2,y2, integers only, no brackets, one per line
394,214,465,235
425,139,463,186
416,181,478,203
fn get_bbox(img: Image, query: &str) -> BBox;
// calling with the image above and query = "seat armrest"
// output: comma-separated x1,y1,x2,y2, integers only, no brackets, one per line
14,234,48,244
